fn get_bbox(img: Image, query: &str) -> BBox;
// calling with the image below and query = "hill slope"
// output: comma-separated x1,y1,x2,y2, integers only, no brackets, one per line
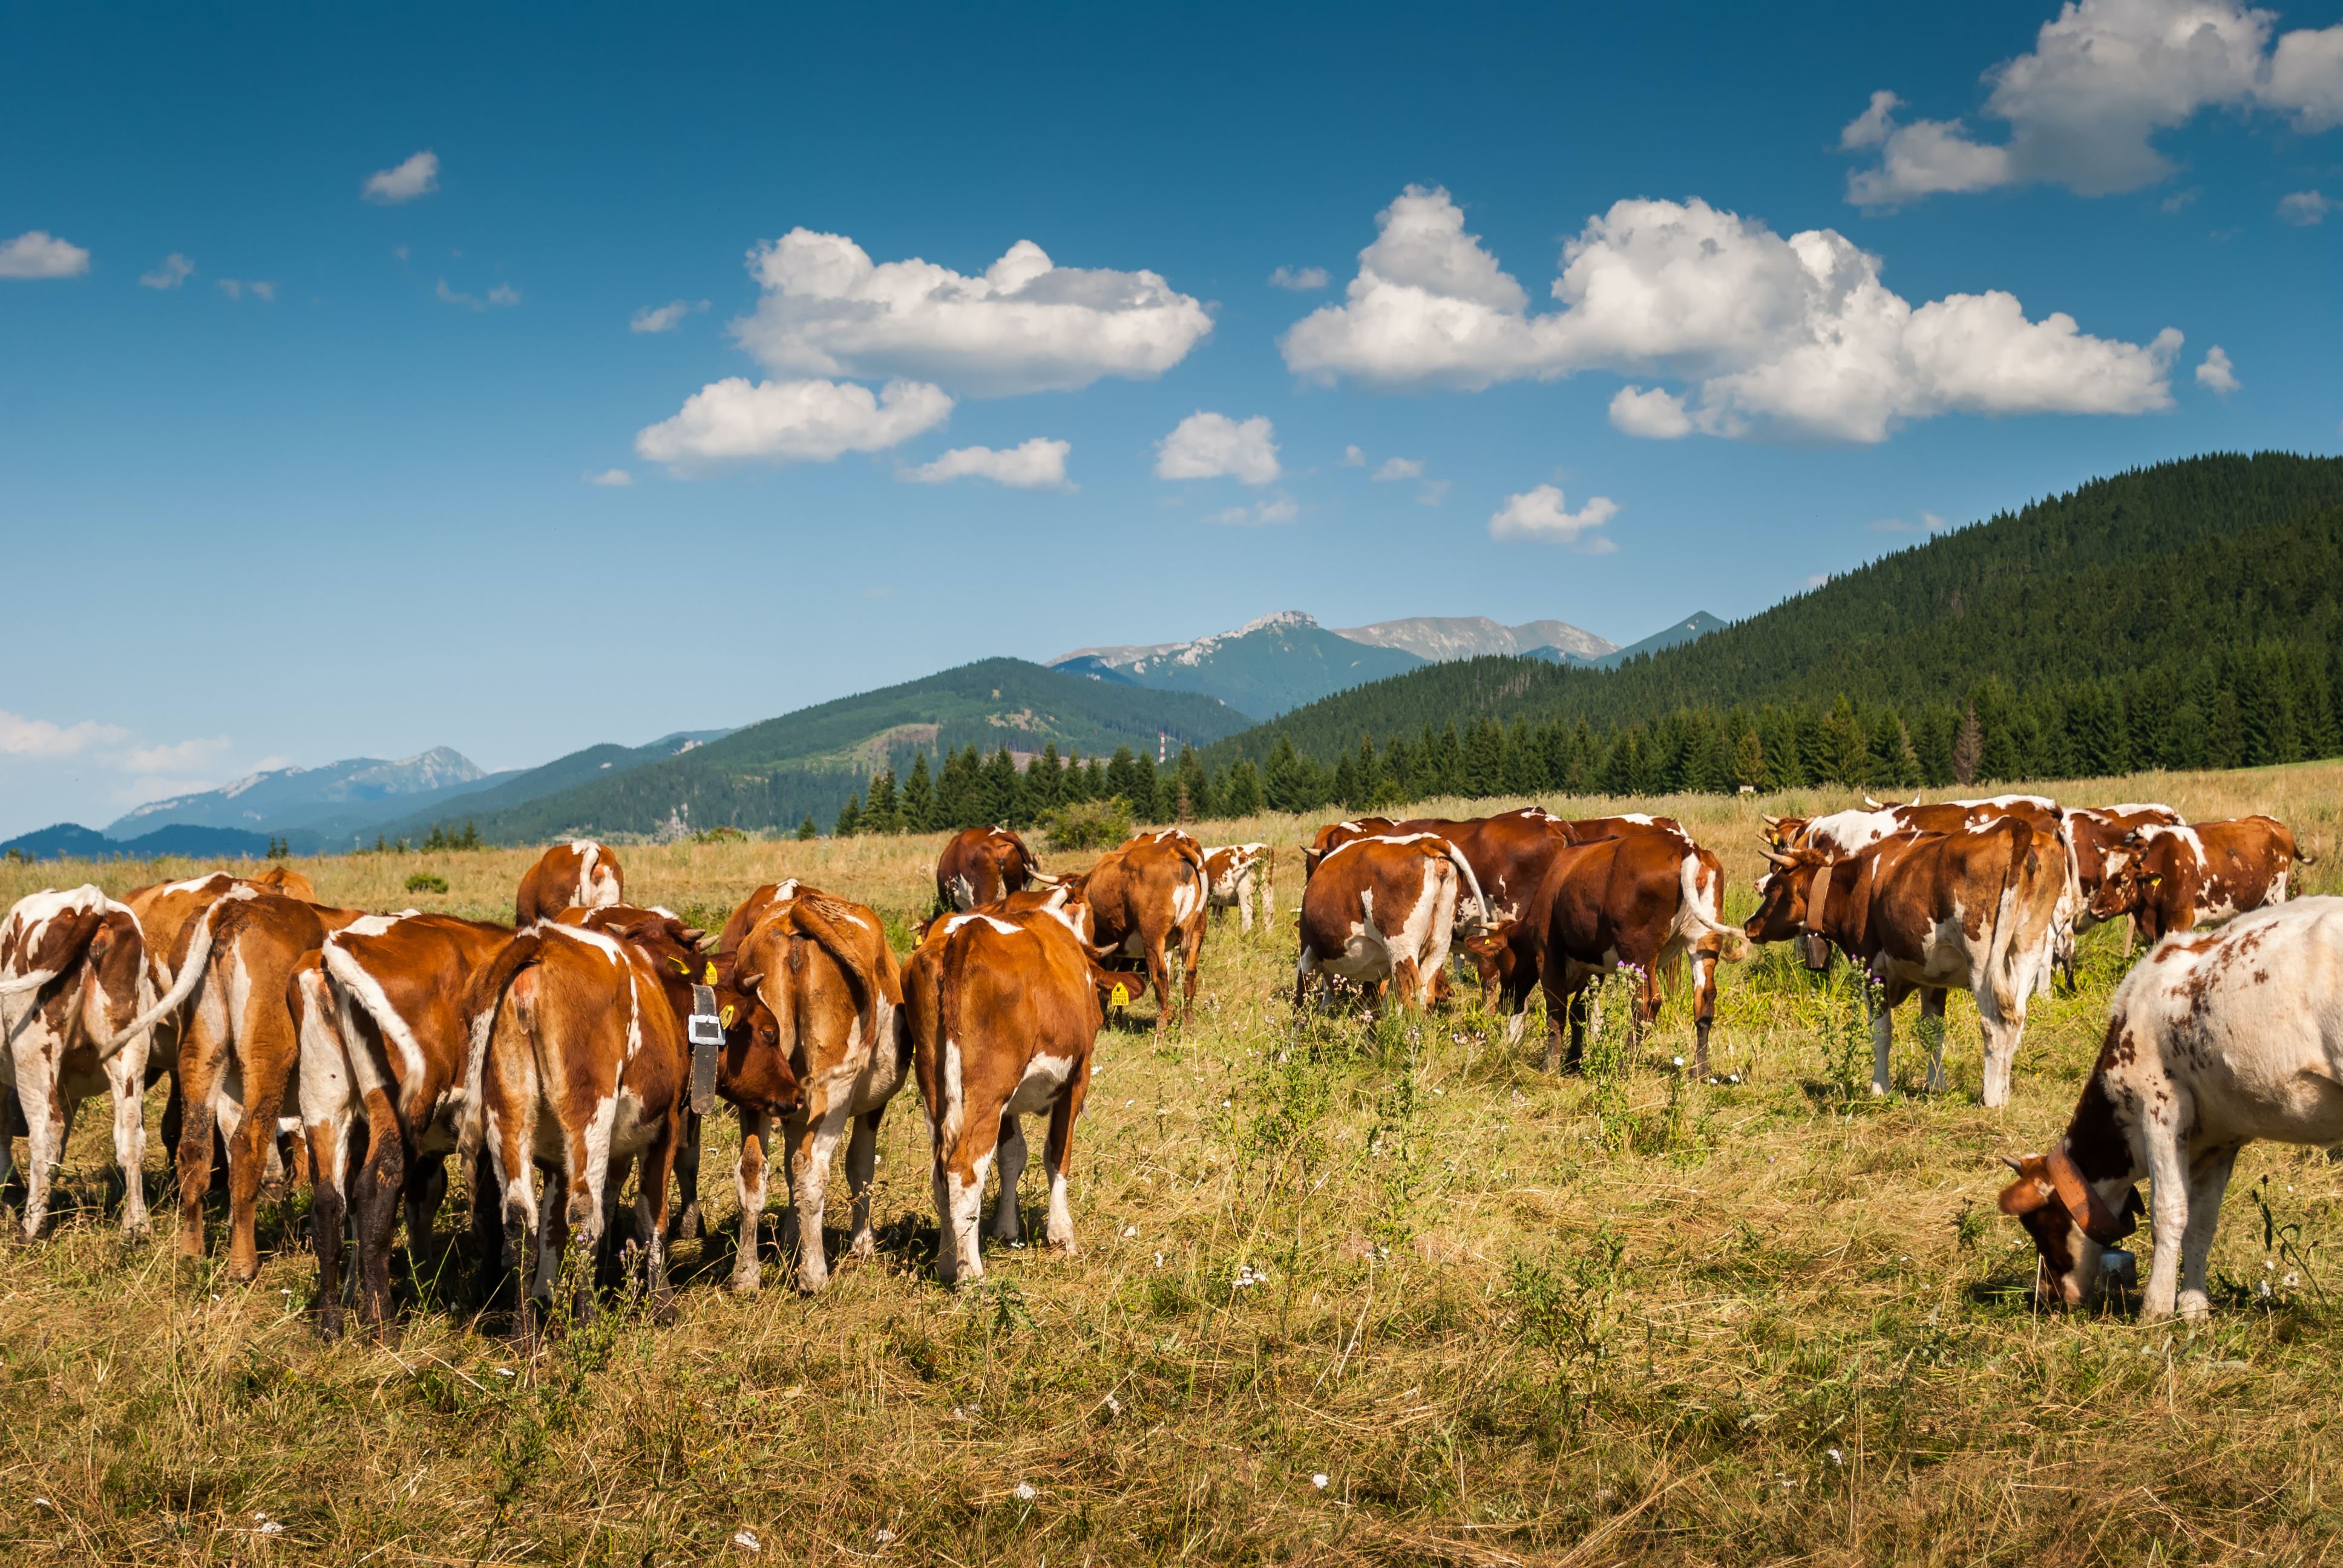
1331,615,1616,663
105,747,488,838
412,658,1250,843
1049,611,1424,717
1203,452,2343,795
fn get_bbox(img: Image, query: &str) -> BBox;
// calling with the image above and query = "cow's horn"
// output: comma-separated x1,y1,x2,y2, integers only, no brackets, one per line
1999,1154,2027,1174
1760,814,1781,828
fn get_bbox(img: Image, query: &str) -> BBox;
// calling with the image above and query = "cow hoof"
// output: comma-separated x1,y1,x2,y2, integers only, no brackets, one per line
2179,1291,2211,1321
847,1234,876,1261
729,1272,761,1296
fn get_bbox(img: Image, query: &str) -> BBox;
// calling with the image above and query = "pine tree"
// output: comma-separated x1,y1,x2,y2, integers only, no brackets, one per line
1331,748,1360,808
985,746,1023,825
834,793,862,837
1951,702,1983,786
902,752,935,831
1222,759,1264,816
796,815,818,840
865,769,900,833
1818,695,1870,788
1732,728,1766,791
2206,687,2246,769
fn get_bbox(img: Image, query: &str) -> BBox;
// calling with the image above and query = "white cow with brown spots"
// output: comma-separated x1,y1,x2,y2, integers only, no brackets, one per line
1293,834,1489,1013
2001,897,2343,1319
513,840,623,927
1202,843,1274,933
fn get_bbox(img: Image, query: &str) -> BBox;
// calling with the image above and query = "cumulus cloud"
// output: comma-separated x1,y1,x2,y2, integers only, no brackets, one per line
632,298,709,333
1340,444,1367,466
1213,494,1300,526
122,736,231,774
1841,0,2343,205
1269,265,1331,290
1371,456,1424,481
583,468,634,486
731,229,1211,396
216,279,277,302
635,377,952,471
2279,189,2338,224
1155,411,1281,484
1488,485,1619,552
2195,344,2240,393
139,253,195,290
1609,385,1693,439
0,230,91,279
437,278,520,310
1868,511,1950,533
1417,480,1451,506
1282,185,2180,443
900,437,1074,491
364,149,441,204
0,710,128,758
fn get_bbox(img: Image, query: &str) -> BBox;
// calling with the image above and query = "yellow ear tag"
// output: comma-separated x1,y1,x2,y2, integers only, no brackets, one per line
2148,874,2162,887
720,1004,737,1028
704,962,718,984
1109,982,1130,1009
672,957,689,974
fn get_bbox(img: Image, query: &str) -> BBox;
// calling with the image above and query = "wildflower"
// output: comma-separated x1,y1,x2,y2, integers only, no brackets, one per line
1014,1482,1038,1502
732,1529,762,1552
2259,1279,2274,1298
253,1514,285,1536
494,1367,514,1378
1826,1449,1843,1468
1104,1394,1122,1416
1153,1252,1165,1267
1311,1473,1329,1490
2286,1272,2302,1288
1671,1056,1685,1068
1122,1226,1138,1238
873,1528,895,1545
1726,1074,1741,1085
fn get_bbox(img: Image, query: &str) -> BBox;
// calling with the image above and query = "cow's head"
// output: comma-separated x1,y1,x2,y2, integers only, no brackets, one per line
1758,814,1808,849
2089,837,2166,923
1997,1151,2141,1308
714,992,801,1117
1746,843,1831,969
1460,917,1520,988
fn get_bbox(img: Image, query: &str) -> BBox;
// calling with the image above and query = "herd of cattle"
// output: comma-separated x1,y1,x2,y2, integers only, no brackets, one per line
0,790,2332,1334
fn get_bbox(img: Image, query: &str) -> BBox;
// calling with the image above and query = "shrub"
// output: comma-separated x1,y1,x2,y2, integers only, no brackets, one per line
1042,796,1133,852
404,872,450,895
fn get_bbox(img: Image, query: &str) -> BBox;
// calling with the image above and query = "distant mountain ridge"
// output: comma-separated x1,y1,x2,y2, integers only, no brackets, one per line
2,822,275,863
1529,611,1726,670
1332,615,1616,663
1050,611,1427,718
105,746,491,838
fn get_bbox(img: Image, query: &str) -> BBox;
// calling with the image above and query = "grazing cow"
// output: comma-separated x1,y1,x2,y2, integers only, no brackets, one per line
295,910,513,1338
460,912,718,1329
727,887,902,1293
2066,805,2185,934
1999,898,2343,1319
2089,817,2313,941
1302,818,1399,880
513,840,623,927
1082,831,1210,1026
902,903,1103,1285
0,887,166,1239
255,864,318,902
935,827,1050,913
1202,843,1274,933
1746,819,2064,1106
712,880,802,964
1489,829,1745,1073
1295,834,1491,1013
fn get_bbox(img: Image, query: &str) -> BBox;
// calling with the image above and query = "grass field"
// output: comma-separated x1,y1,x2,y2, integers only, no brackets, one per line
5,763,2342,1565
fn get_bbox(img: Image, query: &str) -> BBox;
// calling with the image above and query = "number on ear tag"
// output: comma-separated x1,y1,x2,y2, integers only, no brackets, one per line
1109,982,1130,1009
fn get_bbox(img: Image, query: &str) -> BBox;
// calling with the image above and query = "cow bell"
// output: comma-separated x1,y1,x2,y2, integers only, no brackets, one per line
686,982,724,1116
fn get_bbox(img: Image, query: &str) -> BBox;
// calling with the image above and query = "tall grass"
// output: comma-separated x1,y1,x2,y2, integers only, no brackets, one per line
2,762,2338,1562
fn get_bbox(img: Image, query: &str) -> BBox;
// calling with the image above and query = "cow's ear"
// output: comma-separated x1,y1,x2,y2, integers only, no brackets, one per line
2146,874,2162,887
1997,1157,2051,1215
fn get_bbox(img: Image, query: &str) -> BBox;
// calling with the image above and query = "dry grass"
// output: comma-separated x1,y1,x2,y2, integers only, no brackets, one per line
4,762,2342,1564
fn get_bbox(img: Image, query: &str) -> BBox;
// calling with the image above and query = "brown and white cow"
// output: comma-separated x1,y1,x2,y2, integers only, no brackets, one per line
1301,817,1399,881
2000,897,2343,1319
1294,834,1491,1013
295,910,513,1338
727,887,902,1293
1201,843,1274,933
513,840,623,927
2066,803,2185,935
0,887,167,1239
2089,816,2313,942
935,827,1051,913
1746,819,2065,1106
460,912,718,1328
1083,831,1210,1027
903,902,1103,1285
1490,828,1746,1073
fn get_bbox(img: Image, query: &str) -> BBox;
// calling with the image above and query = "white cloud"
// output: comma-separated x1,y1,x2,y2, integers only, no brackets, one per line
1489,485,1619,552
1371,456,1424,482
1608,385,1693,439
139,253,195,290
0,711,128,759
216,279,276,302
1868,511,1950,534
363,149,440,204
123,736,231,774
487,283,521,307
1213,494,1300,526
1155,411,1280,484
2195,344,2240,394
0,230,91,279
900,437,1074,491
731,229,1211,396
2279,189,2338,224
1269,265,1331,290
583,468,634,487
1340,444,1367,466
635,377,952,471
1417,480,1450,506
632,298,709,333
437,278,520,310
1282,186,2180,443
1841,1,2343,206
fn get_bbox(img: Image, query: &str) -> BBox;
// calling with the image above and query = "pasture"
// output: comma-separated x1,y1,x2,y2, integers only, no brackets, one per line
5,763,2343,1566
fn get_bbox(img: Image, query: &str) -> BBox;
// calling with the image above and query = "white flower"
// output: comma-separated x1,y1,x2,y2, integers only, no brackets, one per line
1672,1056,1685,1068
1122,1226,1138,1238
2286,1272,2301,1288
873,1527,894,1544
733,1528,762,1552
1311,1472,1329,1489
1153,1252,1164,1267
494,1367,514,1378
1104,1394,1122,1416
1826,1448,1843,1467
2259,1279,2274,1298
1014,1482,1038,1502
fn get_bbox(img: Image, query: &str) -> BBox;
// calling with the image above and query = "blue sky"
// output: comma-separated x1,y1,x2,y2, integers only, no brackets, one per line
4,0,2339,835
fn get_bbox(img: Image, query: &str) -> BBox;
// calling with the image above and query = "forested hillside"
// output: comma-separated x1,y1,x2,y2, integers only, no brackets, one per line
1181,452,2343,811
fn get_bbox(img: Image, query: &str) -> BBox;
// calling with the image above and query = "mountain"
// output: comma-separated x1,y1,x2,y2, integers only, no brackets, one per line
343,730,731,849
105,747,490,838
1333,615,1617,664
1527,611,1726,669
1201,452,2343,791
1049,610,1425,717
3,822,275,863
401,658,1251,844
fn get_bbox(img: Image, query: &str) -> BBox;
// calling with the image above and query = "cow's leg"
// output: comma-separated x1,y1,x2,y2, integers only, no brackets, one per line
943,1122,999,1288
348,1088,404,1332
172,1022,226,1260
667,1109,703,1244
1237,879,1253,936
404,1151,449,1293
104,1036,154,1237
2177,1142,2240,1321
730,1108,768,1294
788,1103,851,1292
305,1108,355,1339
1392,956,1422,1012
1043,1063,1090,1252
562,1115,612,1322
1869,984,1896,1099
929,1147,957,1288
1293,948,1314,1011
225,1010,301,1284
774,1117,806,1263
634,1118,678,1313
1976,981,2026,1111
1178,917,1205,1019
12,1054,60,1240
1141,922,1175,1030
844,1108,883,1261
2141,1103,2193,1320
1690,942,1719,1076
1918,989,1949,1093
990,1114,1027,1243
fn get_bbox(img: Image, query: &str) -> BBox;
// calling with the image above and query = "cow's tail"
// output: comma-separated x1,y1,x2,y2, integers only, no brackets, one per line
1441,843,1491,928
114,889,239,1043
456,931,543,1165
2281,822,2318,866
0,902,107,1001
1676,851,1750,961
1982,821,2048,1001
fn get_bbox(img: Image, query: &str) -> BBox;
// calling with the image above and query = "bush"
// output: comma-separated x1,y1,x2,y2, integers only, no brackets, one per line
1042,796,1133,852
689,826,747,845
404,872,450,895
